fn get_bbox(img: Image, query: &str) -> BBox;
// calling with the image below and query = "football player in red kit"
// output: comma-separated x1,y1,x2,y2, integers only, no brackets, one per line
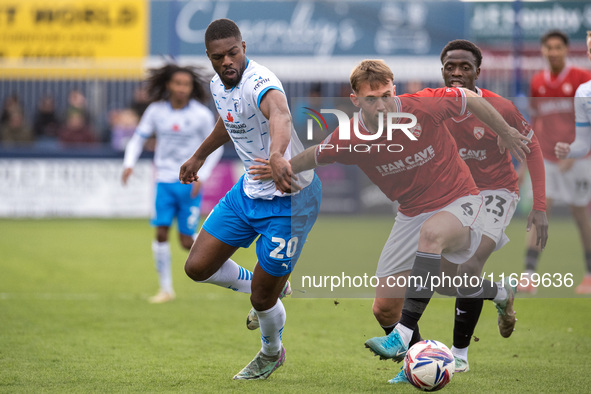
521,30,591,293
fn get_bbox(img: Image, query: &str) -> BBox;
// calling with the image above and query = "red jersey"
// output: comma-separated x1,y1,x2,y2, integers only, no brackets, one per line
530,66,591,162
441,87,546,211
315,87,479,217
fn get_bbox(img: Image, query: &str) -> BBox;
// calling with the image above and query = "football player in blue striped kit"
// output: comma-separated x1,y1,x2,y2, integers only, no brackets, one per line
179,19,322,380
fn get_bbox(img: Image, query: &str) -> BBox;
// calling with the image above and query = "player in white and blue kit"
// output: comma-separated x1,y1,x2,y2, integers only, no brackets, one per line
555,30,591,294
122,64,223,303
555,80,591,161
179,19,321,380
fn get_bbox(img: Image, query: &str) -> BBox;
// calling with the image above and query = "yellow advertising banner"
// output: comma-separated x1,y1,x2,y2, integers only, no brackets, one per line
0,0,147,78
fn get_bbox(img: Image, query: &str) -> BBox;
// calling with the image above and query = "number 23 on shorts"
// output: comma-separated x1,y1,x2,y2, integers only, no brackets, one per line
484,194,508,218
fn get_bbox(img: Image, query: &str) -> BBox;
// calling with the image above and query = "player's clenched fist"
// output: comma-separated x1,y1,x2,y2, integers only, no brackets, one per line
554,142,570,159
269,154,300,194
179,156,204,184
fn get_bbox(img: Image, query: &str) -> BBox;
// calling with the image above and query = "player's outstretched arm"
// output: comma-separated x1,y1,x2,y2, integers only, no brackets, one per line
461,88,531,162
524,134,547,250
291,145,320,174
248,145,319,180
180,117,230,184
259,89,298,193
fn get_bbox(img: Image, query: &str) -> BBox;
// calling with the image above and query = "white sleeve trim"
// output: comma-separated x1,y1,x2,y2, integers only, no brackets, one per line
568,124,591,159
122,133,147,168
458,88,467,116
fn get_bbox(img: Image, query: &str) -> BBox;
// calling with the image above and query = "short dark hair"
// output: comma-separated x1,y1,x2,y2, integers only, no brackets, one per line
440,39,482,68
205,18,242,45
541,30,569,46
145,64,208,103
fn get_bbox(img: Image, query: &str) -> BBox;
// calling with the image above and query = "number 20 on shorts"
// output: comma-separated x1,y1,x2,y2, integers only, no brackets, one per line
270,237,299,259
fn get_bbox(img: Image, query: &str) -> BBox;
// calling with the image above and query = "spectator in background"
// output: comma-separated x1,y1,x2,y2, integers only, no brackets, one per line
1,94,24,125
0,107,34,147
110,108,139,151
58,112,97,147
33,95,61,145
125,85,155,151
65,89,92,125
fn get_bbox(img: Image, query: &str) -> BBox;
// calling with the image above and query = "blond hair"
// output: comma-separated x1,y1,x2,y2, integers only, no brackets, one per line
349,60,394,93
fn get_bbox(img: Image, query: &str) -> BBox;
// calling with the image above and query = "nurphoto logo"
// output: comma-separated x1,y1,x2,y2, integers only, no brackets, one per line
304,107,419,153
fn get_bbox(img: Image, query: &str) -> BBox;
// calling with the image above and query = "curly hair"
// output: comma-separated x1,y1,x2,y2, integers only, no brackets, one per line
145,64,208,103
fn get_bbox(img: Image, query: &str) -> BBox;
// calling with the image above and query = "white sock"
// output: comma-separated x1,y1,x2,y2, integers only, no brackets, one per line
451,346,469,361
257,299,286,356
395,323,414,347
197,259,252,293
152,241,173,293
493,282,507,303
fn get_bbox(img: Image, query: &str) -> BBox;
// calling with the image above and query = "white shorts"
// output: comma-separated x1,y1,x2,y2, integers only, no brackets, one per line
376,194,485,278
545,159,591,207
480,189,519,251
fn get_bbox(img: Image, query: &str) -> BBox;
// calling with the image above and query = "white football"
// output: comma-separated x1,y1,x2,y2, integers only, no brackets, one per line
403,340,454,391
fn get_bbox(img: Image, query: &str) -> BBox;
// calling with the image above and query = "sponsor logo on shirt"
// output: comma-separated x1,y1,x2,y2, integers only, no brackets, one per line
224,111,248,134
375,145,436,176
253,76,271,92
459,148,487,161
538,98,573,115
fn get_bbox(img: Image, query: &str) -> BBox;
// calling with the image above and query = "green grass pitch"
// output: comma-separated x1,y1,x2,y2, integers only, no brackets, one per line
1,216,590,392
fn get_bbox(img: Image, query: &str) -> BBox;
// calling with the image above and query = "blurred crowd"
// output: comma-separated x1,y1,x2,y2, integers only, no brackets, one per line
0,80,432,151
0,86,150,151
